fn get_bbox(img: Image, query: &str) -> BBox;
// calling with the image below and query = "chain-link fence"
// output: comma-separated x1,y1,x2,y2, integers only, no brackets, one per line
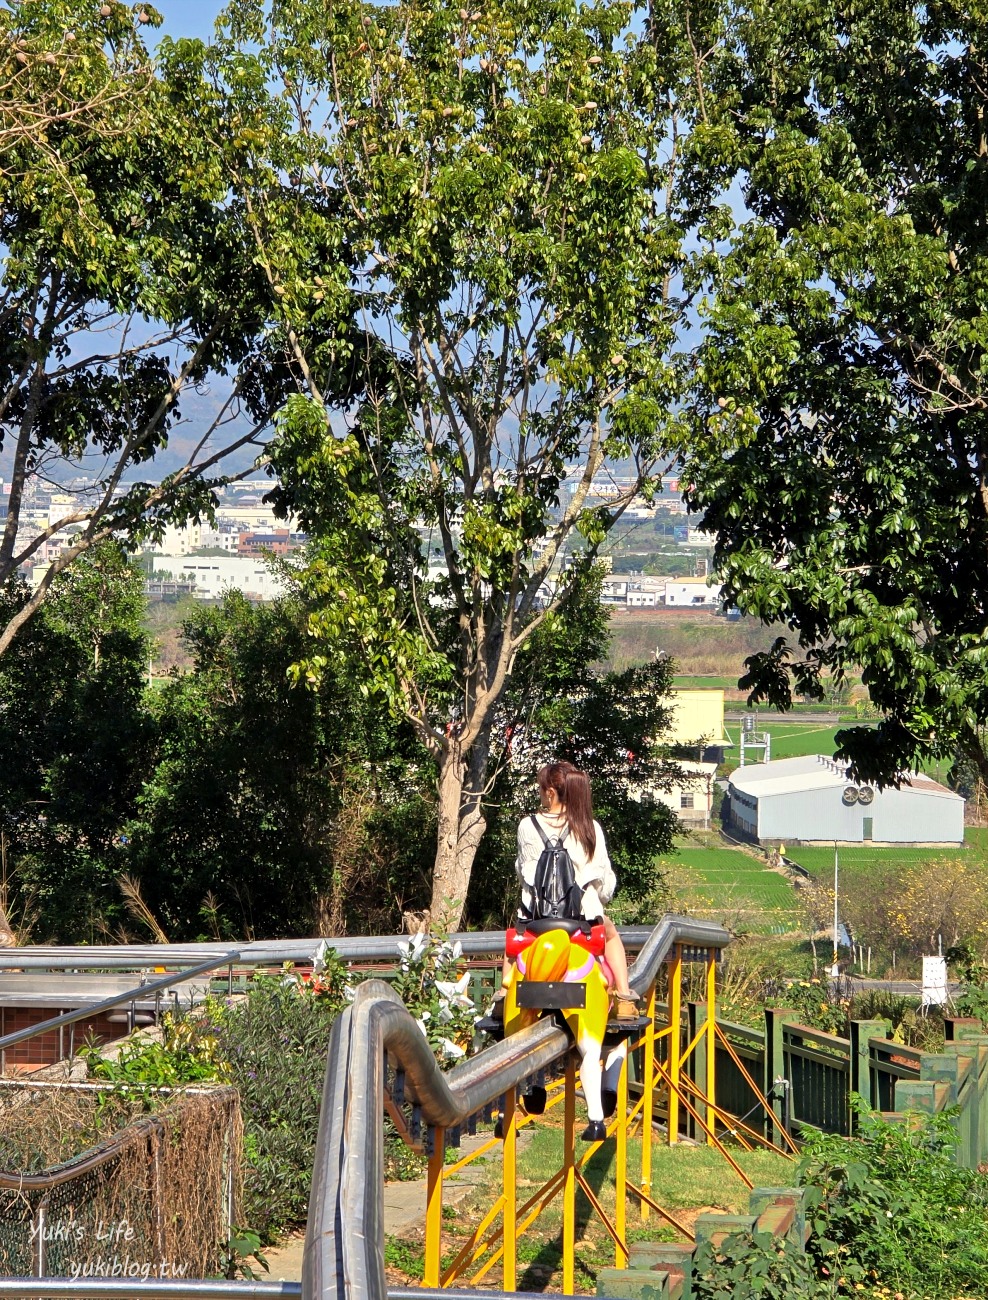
0,1082,241,1280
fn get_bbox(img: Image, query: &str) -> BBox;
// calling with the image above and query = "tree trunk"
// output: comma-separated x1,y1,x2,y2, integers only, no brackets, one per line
429,736,490,932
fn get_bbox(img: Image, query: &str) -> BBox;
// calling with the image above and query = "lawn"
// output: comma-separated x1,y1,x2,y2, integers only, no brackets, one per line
673,675,741,691
785,841,978,881
392,1116,793,1293
656,844,801,931
721,722,851,771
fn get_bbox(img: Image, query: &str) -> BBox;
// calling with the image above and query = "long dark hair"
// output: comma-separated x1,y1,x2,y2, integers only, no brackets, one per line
538,761,596,858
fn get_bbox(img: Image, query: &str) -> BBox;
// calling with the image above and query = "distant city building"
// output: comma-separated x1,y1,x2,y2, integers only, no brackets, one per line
154,522,202,556
237,528,298,557
150,555,289,602
663,577,722,607
198,526,242,553
725,754,964,846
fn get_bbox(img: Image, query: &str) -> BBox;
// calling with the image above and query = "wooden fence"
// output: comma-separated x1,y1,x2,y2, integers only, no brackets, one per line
640,1005,988,1167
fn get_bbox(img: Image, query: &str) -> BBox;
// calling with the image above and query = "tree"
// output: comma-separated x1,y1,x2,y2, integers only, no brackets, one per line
466,579,682,924
677,0,988,787
0,1,286,657
0,542,151,940
202,0,722,926
126,590,435,940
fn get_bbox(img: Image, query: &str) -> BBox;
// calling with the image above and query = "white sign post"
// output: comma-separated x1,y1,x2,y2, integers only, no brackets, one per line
921,956,948,1010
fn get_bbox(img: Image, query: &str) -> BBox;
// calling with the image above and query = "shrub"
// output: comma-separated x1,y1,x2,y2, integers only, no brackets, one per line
693,1229,830,1300
693,1107,988,1299
210,972,344,1243
798,1105,988,1298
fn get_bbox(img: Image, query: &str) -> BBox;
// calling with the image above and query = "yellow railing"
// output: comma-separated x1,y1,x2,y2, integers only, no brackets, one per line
422,941,793,1292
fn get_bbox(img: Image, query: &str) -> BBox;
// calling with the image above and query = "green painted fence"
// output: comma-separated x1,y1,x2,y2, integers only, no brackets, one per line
707,1009,988,1167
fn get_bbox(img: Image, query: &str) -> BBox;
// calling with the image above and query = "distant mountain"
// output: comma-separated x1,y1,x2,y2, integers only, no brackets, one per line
0,382,272,487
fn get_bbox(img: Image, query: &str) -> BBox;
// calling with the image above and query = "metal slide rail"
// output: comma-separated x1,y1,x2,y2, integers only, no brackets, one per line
0,954,239,1062
0,1283,531,1300
304,915,730,1300
0,931,657,970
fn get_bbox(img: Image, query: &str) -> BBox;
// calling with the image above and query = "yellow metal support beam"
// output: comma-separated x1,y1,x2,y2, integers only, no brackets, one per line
713,1023,800,1157
615,1045,628,1267
562,1056,576,1295
651,1057,753,1189
667,944,682,1144
706,950,717,1148
575,1168,628,1261
640,981,656,1220
502,1089,517,1293
423,1126,444,1289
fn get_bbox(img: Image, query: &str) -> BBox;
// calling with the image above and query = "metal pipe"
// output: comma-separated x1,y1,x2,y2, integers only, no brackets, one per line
0,1284,303,1300
305,914,730,1300
0,928,660,970
0,955,240,1055
0,1286,604,1300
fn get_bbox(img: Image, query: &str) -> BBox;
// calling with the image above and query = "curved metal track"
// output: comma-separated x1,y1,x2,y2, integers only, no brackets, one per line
302,914,729,1300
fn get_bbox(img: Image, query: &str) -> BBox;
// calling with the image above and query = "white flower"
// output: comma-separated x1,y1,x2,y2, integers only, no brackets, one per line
407,933,430,960
435,973,471,1002
415,1016,431,1038
311,939,328,974
451,941,463,960
344,984,356,1003
440,1038,466,1059
437,1003,454,1024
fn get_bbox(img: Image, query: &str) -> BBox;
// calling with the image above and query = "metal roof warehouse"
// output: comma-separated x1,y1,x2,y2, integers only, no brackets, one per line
725,754,965,846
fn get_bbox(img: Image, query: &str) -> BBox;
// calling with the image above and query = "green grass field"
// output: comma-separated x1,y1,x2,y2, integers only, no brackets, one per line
720,721,853,771
672,675,741,691
657,844,801,931
785,841,978,881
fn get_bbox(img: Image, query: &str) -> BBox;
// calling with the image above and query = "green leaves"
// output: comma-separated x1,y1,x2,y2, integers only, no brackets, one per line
674,0,988,784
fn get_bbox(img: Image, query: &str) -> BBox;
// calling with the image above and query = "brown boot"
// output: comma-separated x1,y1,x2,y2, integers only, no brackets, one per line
614,992,641,1023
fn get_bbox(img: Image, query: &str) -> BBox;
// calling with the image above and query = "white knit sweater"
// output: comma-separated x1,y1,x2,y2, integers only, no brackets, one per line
515,812,616,922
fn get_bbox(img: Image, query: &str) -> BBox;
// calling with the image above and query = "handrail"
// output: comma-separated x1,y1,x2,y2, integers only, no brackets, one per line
0,1283,560,1300
0,929,658,970
782,1023,850,1052
0,1284,302,1299
0,954,240,1055
303,914,730,1300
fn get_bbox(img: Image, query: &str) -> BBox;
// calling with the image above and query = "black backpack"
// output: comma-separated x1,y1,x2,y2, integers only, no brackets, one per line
528,815,585,921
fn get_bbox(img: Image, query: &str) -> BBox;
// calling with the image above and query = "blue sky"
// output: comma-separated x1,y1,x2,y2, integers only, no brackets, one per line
154,0,227,45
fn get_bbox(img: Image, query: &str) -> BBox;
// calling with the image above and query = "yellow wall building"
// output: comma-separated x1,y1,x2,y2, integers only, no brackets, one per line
666,689,731,747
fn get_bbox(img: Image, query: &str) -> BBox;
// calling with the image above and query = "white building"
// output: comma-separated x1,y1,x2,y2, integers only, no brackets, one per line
198,527,243,553
154,522,203,556
663,577,723,607
658,761,719,827
726,754,964,846
150,555,289,602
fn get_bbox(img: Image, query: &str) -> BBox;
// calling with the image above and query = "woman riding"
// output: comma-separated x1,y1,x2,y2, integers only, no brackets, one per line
499,760,640,1022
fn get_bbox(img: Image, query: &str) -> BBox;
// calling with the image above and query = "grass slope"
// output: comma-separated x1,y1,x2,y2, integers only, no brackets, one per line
657,844,801,932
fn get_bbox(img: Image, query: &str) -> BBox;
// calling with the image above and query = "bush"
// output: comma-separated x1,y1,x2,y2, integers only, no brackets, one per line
693,1229,829,1300
799,1106,988,1298
211,972,345,1243
693,1107,988,1299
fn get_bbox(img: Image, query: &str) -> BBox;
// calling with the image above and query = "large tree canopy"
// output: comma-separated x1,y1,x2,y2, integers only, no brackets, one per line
0,542,151,941
0,0,287,655
190,0,724,925
679,0,988,786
